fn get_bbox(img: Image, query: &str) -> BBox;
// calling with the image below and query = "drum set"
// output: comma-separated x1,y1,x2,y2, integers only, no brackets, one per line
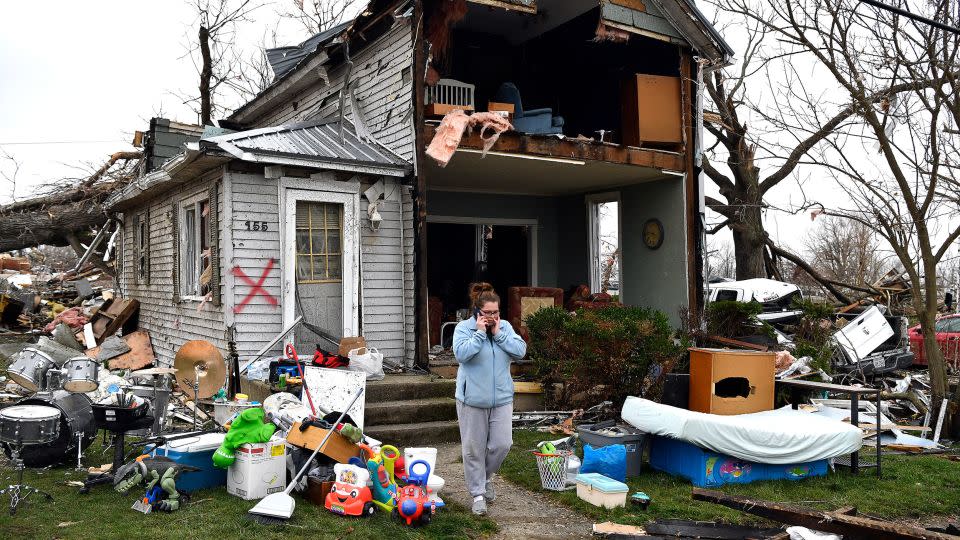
0,404,58,514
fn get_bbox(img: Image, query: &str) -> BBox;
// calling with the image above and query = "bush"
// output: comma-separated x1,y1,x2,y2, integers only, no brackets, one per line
525,305,686,409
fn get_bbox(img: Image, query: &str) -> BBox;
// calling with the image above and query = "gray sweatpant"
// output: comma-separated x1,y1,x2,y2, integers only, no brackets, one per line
457,400,514,497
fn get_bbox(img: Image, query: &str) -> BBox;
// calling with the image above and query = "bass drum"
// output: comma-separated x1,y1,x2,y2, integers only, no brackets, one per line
3,390,97,467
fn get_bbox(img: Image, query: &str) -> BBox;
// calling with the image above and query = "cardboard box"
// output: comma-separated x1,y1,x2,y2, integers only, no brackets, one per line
620,74,683,146
339,336,366,357
286,423,361,464
688,348,775,415
227,437,287,500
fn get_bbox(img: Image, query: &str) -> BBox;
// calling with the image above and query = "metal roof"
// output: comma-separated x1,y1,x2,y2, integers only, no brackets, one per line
265,20,352,80
201,117,410,175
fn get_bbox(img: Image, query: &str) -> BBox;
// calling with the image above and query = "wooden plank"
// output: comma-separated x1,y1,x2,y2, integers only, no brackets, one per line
691,489,954,540
777,379,880,395
424,124,685,172
85,330,157,370
286,422,362,463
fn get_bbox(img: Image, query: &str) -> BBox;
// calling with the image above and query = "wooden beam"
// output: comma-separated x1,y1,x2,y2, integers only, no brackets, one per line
680,50,701,322
422,124,685,172
467,0,537,14
412,0,430,369
691,489,955,540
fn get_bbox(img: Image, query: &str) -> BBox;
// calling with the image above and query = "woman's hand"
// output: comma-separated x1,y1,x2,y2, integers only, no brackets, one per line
489,314,501,335
476,315,488,332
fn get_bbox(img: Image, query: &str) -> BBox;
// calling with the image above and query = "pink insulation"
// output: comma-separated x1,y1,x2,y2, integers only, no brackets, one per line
425,110,513,167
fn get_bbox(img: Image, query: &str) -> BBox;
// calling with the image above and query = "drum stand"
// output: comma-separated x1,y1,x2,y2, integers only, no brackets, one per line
0,444,53,515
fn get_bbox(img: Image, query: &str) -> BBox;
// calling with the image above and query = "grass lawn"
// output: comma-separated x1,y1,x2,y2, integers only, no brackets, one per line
501,429,960,527
0,441,496,540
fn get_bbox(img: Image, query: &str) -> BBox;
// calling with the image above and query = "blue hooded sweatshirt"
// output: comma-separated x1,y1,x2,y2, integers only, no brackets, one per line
453,316,527,408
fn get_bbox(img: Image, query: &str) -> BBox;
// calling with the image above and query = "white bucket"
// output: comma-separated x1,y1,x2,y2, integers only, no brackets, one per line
404,447,438,475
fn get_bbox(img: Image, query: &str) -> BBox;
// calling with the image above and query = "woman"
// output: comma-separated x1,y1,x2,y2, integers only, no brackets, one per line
453,283,527,515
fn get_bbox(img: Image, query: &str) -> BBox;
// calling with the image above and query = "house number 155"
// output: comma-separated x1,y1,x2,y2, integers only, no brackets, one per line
244,221,269,231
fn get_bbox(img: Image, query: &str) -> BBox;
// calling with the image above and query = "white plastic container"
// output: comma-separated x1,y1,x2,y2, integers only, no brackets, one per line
213,401,259,427
404,447,438,474
575,473,628,509
227,436,287,500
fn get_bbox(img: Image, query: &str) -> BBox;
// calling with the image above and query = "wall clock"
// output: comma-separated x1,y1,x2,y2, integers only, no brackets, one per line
643,218,664,250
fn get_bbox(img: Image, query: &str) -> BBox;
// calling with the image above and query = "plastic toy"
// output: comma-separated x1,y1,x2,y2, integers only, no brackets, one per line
630,491,651,509
393,460,436,526
324,464,375,517
115,455,198,513
380,445,400,484
367,459,398,511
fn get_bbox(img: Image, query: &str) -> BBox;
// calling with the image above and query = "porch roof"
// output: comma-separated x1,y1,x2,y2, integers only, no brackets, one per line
201,117,411,176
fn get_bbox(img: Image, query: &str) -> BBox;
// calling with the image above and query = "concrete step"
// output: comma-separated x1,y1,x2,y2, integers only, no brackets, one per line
365,419,461,446
365,397,457,426
366,375,456,402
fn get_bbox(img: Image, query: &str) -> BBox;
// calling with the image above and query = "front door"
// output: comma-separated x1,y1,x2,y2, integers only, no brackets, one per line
282,186,358,349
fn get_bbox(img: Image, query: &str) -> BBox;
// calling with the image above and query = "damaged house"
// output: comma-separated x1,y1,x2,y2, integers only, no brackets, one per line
105,0,732,369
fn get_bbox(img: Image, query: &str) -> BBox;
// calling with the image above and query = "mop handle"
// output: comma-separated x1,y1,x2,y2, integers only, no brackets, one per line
286,344,317,416
283,386,364,495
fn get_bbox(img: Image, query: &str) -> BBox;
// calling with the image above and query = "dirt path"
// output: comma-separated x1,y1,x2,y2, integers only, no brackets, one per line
436,443,592,539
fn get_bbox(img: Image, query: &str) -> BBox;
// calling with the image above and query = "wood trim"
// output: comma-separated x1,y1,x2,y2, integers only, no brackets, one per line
421,125,686,172
680,50,700,318
467,0,537,14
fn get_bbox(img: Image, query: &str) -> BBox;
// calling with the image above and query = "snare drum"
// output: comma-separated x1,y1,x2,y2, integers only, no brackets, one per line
7,347,56,392
45,368,67,392
7,391,96,467
63,356,99,393
0,405,61,446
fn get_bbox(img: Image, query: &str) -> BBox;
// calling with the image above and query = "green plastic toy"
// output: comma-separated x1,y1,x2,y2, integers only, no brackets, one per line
213,407,277,468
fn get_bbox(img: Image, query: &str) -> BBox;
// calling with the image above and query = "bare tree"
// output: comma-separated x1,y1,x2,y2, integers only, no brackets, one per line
0,146,19,202
279,0,358,33
181,0,263,125
720,0,960,429
705,240,736,281
801,216,889,298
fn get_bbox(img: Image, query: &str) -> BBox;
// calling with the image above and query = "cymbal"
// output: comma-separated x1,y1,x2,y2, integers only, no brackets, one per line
173,340,226,399
131,367,178,376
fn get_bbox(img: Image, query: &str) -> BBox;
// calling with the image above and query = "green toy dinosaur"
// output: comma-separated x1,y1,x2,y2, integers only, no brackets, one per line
114,456,199,512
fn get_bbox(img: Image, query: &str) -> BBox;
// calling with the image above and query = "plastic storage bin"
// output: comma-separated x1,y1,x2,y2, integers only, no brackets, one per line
649,436,828,487
575,473,628,509
577,420,647,478
145,433,227,492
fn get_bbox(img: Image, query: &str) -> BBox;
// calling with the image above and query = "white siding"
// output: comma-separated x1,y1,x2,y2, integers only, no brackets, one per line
251,21,415,161
118,171,228,367
224,171,415,367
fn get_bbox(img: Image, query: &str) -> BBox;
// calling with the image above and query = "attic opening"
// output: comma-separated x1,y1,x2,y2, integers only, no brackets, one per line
424,0,686,149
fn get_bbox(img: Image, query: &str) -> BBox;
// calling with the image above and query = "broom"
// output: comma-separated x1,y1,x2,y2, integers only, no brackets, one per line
248,386,364,524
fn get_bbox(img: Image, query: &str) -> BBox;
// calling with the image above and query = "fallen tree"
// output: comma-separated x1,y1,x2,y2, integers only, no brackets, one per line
0,151,142,260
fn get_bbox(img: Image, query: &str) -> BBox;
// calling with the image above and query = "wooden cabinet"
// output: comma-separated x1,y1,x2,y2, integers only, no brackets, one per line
620,74,683,146
689,348,775,415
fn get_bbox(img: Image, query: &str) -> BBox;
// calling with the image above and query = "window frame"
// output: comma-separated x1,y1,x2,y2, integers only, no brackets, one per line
295,201,344,284
133,212,150,284
585,191,622,295
178,192,211,301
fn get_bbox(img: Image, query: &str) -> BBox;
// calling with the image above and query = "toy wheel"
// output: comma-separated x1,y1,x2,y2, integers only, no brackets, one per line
363,502,375,517
420,512,432,526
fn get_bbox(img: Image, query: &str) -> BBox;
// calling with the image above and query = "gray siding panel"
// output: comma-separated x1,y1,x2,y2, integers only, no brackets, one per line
118,170,228,368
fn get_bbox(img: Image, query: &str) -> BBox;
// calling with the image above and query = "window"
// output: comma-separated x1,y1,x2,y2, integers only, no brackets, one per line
295,201,343,283
587,193,621,295
937,317,960,333
179,195,211,298
714,289,739,302
133,212,149,283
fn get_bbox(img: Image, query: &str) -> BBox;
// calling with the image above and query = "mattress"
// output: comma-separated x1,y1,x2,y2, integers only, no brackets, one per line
621,397,862,464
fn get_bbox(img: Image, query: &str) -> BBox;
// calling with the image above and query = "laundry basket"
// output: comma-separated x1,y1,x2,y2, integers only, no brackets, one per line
534,451,575,491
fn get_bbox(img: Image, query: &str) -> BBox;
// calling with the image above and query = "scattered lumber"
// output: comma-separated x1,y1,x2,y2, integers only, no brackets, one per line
691,488,956,540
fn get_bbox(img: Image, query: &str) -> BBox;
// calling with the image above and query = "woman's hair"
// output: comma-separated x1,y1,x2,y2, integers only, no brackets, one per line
469,282,500,310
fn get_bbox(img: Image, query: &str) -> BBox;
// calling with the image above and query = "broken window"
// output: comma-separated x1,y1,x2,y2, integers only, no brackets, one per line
295,201,343,283
587,193,620,295
714,289,739,302
179,195,211,298
133,212,149,284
